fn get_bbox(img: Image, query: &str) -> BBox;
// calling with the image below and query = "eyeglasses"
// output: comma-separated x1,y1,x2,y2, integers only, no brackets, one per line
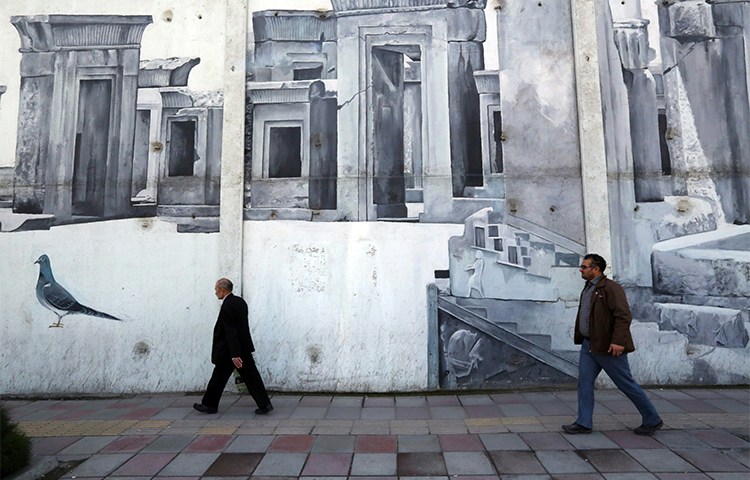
579,265,595,270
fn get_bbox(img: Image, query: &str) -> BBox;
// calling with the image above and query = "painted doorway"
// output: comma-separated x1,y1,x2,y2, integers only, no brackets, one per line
370,45,423,220
72,79,112,216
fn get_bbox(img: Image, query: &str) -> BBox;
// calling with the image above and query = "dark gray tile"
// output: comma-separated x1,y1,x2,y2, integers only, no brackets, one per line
579,449,646,473
490,450,546,474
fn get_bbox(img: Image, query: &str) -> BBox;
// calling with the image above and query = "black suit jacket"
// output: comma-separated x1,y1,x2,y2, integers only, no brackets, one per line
211,293,255,364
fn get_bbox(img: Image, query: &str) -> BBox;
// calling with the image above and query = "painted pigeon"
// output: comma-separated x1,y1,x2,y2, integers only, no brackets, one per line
34,254,121,328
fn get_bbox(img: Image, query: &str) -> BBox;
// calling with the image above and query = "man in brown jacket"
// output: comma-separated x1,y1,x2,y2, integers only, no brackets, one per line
562,254,663,435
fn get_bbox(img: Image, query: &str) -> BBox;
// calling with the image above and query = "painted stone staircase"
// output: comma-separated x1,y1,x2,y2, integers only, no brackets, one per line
639,225,750,348
438,296,580,379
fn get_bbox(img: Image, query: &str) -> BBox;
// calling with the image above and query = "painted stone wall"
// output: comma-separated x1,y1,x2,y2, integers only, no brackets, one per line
0,0,748,395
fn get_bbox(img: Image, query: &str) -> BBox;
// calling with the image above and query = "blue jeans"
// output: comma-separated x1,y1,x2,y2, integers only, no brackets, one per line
576,339,661,429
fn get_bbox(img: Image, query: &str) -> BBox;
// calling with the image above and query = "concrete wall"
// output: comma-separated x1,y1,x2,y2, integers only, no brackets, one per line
0,219,459,394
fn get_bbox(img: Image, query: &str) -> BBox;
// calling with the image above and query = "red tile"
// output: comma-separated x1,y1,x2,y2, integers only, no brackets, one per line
301,453,352,476
691,429,750,448
438,434,485,452
464,405,501,418
101,435,157,453
121,407,161,420
185,435,233,452
355,435,397,453
269,434,315,453
53,409,95,420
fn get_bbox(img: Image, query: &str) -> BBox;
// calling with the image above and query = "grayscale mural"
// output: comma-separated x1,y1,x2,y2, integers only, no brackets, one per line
0,14,223,234
1,0,748,395
243,1,749,388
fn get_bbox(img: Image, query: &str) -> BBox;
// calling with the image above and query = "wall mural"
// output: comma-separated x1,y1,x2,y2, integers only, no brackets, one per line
34,254,120,327
243,0,749,387
0,14,223,234
0,0,748,391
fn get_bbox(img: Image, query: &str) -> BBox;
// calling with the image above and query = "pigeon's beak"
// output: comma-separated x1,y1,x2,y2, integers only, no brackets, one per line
34,259,39,264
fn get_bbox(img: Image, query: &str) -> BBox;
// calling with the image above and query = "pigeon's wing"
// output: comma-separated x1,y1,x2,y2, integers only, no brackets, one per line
41,282,80,310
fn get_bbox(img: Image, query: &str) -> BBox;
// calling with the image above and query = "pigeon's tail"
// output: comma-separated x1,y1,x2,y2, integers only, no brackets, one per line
78,305,121,321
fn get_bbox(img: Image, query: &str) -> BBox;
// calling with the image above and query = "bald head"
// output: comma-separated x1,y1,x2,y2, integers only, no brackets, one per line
214,278,234,299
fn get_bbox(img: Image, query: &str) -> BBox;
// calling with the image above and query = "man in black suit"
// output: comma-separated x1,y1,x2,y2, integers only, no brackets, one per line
193,278,273,415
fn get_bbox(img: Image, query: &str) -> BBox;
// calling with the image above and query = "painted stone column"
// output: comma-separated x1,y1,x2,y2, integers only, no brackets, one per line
613,19,666,202
658,0,750,224
497,1,585,245
11,15,152,219
0,85,6,104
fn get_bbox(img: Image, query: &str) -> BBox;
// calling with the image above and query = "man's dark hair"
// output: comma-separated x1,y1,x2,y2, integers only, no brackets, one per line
217,278,233,292
583,254,607,272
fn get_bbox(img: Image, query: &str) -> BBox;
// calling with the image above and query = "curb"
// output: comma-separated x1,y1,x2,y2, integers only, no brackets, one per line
7,456,58,480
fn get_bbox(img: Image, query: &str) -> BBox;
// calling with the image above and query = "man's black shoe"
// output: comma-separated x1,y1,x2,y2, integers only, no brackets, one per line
634,420,663,436
562,423,592,434
193,403,217,414
255,404,274,415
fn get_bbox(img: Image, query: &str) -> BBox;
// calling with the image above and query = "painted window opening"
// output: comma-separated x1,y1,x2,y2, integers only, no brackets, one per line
268,126,302,178
168,120,197,177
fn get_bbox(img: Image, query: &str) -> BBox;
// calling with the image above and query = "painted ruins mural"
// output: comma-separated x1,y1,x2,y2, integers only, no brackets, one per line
243,0,749,389
0,0,748,394
0,14,223,233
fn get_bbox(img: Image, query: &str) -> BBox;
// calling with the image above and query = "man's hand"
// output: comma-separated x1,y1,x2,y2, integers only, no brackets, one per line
232,357,243,369
608,344,625,357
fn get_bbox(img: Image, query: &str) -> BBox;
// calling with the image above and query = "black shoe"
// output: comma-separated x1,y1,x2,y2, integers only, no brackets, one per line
193,403,217,414
255,403,273,415
634,420,663,436
562,423,592,434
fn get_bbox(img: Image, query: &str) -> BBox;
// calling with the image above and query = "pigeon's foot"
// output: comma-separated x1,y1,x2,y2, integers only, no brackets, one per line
49,323,64,328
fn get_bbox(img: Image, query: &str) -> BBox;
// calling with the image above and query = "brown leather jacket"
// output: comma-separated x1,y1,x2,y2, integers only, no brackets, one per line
573,276,635,354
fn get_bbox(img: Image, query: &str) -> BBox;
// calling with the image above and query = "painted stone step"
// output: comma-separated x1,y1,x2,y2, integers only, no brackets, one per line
157,204,220,217
652,302,749,348
652,225,750,297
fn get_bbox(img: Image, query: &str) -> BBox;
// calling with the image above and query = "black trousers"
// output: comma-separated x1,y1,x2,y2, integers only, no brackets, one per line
201,356,271,410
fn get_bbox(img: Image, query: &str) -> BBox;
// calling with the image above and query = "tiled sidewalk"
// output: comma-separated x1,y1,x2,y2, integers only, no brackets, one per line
3,388,749,479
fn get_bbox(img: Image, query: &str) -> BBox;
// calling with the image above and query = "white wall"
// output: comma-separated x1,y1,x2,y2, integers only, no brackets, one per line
0,219,460,394
0,219,223,394
243,221,462,392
